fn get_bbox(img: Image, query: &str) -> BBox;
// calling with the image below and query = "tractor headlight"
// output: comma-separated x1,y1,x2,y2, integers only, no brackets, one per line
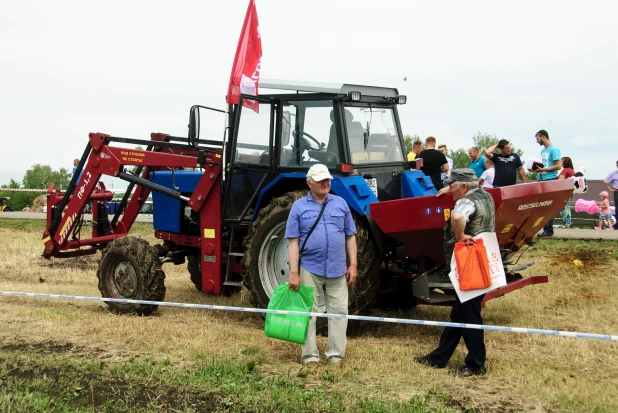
348,91,362,101
397,95,407,105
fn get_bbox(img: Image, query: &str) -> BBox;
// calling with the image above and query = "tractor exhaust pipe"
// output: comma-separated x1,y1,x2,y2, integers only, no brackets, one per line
117,172,190,202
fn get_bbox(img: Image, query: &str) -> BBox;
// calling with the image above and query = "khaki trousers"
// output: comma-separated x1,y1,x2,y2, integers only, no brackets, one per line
299,267,349,363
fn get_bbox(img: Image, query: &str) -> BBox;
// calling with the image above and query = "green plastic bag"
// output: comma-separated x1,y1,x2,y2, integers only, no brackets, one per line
264,283,314,344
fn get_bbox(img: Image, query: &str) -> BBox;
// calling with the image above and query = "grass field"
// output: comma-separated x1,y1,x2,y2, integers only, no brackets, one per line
1,219,617,412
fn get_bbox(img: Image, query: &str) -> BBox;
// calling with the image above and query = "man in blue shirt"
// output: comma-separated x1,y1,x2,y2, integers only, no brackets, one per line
285,164,358,367
533,130,562,237
70,158,84,195
468,147,486,178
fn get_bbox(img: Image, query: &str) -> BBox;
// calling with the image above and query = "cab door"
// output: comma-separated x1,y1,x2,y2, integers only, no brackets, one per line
223,96,277,222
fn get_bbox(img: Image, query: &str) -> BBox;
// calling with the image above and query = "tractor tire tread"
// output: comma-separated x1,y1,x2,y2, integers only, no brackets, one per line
97,236,166,316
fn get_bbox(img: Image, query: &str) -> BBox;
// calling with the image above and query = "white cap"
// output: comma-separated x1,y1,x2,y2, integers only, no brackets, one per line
306,164,333,182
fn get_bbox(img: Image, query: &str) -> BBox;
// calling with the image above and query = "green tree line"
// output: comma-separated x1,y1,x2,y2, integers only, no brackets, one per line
1,164,71,211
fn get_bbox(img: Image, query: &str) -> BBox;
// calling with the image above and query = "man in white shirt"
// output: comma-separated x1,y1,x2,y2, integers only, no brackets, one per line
478,159,495,189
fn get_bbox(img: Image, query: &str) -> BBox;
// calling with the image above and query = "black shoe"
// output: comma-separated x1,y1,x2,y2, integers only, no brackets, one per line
537,232,554,238
414,355,445,369
453,366,486,377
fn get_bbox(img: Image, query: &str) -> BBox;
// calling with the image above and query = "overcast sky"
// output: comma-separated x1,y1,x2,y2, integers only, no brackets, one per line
1,0,617,189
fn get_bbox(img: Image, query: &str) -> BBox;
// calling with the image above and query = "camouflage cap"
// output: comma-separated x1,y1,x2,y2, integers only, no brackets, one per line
444,168,477,185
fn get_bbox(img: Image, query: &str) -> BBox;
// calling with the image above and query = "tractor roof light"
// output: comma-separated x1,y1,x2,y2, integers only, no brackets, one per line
348,91,362,101
397,95,407,105
338,163,355,174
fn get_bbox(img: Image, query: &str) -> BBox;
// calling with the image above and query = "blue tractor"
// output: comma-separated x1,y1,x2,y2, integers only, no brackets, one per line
44,79,565,316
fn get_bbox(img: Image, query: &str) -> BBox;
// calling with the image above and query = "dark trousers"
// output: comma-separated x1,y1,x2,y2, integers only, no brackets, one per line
541,177,558,234
543,219,554,234
429,294,486,370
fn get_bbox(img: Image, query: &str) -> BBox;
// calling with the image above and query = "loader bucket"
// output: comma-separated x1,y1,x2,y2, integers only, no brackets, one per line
370,179,574,265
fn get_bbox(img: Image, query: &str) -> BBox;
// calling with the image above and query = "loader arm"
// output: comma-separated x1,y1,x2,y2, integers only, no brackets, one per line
42,132,221,258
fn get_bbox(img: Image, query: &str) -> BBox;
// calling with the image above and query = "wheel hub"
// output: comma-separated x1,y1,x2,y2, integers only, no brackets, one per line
258,222,290,297
112,260,138,298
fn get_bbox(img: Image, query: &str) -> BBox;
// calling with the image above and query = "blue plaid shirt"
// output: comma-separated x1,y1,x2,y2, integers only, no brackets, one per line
285,192,356,278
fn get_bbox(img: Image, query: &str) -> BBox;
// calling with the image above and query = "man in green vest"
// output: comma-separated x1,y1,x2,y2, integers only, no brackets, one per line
416,168,495,377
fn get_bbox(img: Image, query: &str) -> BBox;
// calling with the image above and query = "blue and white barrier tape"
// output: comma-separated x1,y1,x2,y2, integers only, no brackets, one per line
1,290,616,342
0,188,127,193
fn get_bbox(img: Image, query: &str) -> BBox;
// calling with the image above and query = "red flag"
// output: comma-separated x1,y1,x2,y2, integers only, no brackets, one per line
226,0,262,113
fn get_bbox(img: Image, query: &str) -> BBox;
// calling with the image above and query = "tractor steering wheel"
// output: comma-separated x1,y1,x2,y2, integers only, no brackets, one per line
292,130,321,151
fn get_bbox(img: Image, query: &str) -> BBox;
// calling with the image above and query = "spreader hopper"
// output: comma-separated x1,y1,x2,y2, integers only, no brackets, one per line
371,179,573,259
370,179,574,305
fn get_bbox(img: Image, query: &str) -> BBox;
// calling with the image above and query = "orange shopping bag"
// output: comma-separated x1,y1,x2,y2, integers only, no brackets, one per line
453,238,492,291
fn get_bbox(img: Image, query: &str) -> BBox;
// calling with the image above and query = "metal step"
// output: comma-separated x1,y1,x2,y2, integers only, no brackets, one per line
510,261,535,272
427,282,454,289
421,294,457,304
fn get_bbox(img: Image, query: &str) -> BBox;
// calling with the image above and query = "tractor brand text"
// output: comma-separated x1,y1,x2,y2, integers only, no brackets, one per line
77,172,93,200
517,200,553,211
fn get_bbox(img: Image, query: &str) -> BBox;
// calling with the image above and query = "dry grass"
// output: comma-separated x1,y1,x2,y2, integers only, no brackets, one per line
1,225,617,412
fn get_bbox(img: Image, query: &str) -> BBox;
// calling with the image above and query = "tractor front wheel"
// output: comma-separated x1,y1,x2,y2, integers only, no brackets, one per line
242,191,381,315
97,236,166,316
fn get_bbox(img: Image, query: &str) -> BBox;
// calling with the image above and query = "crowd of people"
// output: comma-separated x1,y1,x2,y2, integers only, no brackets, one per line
408,134,532,192
407,130,617,234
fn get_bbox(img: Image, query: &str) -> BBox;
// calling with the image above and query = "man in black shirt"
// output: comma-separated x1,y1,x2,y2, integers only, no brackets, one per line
418,136,449,189
484,140,526,187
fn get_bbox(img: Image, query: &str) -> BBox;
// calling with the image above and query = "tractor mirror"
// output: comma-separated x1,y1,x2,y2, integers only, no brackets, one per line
187,104,227,147
281,111,292,146
188,105,200,147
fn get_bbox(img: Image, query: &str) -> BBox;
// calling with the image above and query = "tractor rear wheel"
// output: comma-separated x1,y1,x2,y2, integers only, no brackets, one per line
242,191,381,315
97,236,166,316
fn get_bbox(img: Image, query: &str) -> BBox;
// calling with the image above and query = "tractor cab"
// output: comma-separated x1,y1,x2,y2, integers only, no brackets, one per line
220,79,409,223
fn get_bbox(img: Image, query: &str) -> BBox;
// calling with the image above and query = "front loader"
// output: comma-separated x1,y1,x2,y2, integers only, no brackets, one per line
42,79,573,316
42,128,229,315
